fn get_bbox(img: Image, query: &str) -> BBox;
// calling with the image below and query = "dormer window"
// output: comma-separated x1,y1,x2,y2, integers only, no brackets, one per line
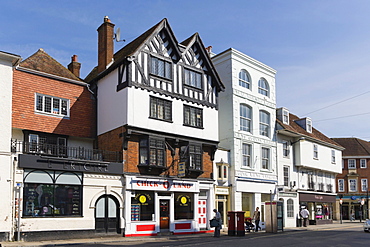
283,109,289,124
307,119,312,133
184,68,202,89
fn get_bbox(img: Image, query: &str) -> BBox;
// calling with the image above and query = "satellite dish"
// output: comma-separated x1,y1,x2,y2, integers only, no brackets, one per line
114,27,125,42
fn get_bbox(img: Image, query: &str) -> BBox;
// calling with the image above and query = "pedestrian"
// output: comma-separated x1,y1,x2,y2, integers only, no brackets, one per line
253,207,262,232
213,209,222,237
300,206,309,227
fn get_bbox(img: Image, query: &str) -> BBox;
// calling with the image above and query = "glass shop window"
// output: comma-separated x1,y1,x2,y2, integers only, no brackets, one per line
174,192,194,220
131,191,155,221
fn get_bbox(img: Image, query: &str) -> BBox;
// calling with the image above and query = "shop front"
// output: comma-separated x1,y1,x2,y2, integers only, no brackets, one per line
299,192,335,225
124,176,213,237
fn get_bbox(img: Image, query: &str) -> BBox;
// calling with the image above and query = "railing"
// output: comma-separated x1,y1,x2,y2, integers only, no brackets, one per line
326,184,333,193
318,183,325,191
11,140,122,163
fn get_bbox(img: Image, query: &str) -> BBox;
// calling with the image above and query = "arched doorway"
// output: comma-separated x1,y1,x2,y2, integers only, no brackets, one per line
95,195,121,234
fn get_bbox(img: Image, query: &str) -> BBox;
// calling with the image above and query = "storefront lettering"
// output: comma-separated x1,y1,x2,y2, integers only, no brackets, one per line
135,180,193,190
315,195,323,200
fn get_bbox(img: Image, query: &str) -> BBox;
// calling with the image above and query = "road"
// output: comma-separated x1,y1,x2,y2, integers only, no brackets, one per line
59,224,369,247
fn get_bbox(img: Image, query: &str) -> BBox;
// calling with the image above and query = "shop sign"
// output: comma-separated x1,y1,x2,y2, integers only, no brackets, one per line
178,162,186,178
216,187,229,195
128,177,199,192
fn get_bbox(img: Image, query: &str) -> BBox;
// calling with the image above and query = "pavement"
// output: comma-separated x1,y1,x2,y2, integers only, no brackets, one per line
0,220,364,247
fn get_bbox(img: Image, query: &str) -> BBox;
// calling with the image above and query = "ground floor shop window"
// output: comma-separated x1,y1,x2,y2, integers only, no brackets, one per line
131,191,154,221
174,192,194,220
303,202,333,221
23,170,82,217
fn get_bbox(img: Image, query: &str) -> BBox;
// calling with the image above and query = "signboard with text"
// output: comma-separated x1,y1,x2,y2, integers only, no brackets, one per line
127,177,199,192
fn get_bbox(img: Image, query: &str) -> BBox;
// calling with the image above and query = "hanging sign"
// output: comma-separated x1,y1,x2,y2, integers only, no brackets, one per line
178,162,186,178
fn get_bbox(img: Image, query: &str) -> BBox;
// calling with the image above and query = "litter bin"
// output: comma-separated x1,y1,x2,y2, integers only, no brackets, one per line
236,211,245,236
228,211,236,236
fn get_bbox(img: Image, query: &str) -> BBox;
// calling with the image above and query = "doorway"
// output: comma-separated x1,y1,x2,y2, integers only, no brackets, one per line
160,199,170,231
95,195,120,234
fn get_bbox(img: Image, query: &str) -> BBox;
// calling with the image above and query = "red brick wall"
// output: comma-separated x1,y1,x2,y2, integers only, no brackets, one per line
12,70,96,138
336,158,370,193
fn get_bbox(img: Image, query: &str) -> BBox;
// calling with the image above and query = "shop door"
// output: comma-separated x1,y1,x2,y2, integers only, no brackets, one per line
198,200,207,228
160,199,170,230
95,195,120,233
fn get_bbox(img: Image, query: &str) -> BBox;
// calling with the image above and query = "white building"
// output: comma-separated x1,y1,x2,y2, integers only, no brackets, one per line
276,108,343,226
0,51,21,241
212,48,277,223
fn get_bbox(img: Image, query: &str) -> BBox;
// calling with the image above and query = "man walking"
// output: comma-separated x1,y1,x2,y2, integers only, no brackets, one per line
300,206,310,227
213,209,222,237
253,207,262,232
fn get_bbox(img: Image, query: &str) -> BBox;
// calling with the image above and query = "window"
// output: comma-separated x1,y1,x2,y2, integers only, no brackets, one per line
23,170,82,217
313,144,318,159
240,104,252,132
331,150,336,163
306,118,312,133
150,96,172,121
283,166,289,187
184,105,203,128
239,70,251,89
258,78,269,96
338,179,344,192
131,191,154,221
188,144,202,170
216,161,229,181
174,193,194,220
242,143,252,168
287,199,294,218
348,159,356,169
283,109,289,124
283,141,289,157
349,179,357,192
360,159,367,168
139,137,166,167
261,147,270,170
25,132,67,156
342,160,344,169
151,56,172,79
259,111,270,137
184,68,202,89
361,179,368,192
36,94,69,117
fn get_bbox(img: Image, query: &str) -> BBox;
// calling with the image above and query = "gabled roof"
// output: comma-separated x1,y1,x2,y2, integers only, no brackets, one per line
331,138,370,156
19,49,81,81
277,112,342,148
86,18,224,92
180,33,224,92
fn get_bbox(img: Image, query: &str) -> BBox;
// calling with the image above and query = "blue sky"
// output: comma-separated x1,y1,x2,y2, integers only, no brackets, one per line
2,0,370,140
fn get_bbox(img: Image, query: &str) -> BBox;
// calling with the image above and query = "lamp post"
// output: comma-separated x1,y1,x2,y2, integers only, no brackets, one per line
339,196,343,224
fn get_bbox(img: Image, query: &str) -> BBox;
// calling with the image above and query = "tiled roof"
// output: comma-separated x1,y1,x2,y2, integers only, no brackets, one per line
331,137,370,156
20,48,81,81
277,112,342,148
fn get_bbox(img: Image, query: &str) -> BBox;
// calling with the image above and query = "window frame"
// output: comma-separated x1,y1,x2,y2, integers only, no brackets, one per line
360,159,367,168
348,159,356,169
239,69,251,89
187,144,202,170
338,179,344,192
150,56,172,80
258,78,269,97
259,110,270,137
283,166,289,187
35,93,70,118
184,68,203,89
183,105,203,128
349,179,357,192
283,141,289,158
242,143,252,168
282,109,289,124
313,144,318,159
287,199,294,218
139,136,166,167
261,147,270,170
361,179,368,192
149,96,172,122
331,150,336,163
240,104,252,132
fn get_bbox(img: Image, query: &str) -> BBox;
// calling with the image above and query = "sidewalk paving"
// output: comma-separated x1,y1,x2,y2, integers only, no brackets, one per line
0,221,364,247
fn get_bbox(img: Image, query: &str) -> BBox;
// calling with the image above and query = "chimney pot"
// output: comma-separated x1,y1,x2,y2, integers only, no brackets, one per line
68,55,81,78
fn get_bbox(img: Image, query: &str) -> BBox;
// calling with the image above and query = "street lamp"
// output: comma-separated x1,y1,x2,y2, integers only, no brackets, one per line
339,196,343,224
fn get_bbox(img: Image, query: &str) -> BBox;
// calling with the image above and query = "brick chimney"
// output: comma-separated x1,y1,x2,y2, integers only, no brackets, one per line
68,55,81,78
97,16,115,74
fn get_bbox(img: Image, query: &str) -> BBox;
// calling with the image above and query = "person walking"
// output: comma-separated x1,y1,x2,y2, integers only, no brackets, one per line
300,206,310,227
213,209,222,237
253,207,261,232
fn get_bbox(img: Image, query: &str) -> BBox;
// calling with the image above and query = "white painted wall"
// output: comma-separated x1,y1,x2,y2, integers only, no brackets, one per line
0,53,18,238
